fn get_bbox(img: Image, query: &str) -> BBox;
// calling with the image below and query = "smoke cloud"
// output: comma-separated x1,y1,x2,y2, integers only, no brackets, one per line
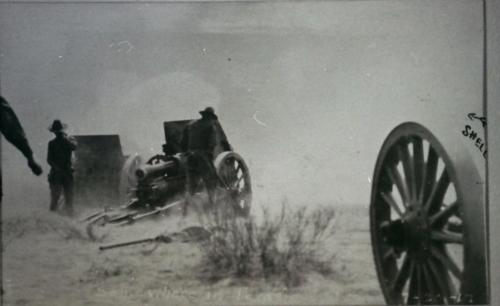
0,1,485,211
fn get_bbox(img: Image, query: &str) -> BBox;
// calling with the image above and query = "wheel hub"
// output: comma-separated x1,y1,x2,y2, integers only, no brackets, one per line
381,204,431,256
403,204,431,255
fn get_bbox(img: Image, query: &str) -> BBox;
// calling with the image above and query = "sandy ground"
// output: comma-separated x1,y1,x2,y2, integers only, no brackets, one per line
2,201,384,306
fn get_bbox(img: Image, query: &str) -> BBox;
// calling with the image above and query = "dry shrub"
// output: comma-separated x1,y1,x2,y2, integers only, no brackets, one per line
197,201,336,287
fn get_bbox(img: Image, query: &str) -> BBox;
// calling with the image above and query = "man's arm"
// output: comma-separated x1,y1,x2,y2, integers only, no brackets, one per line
0,96,42,175
0,96,34,160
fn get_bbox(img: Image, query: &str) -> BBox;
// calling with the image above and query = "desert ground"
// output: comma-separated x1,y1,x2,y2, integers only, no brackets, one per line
2,198,384,306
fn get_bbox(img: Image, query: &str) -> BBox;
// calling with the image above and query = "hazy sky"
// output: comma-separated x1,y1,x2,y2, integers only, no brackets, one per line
0,0,485,207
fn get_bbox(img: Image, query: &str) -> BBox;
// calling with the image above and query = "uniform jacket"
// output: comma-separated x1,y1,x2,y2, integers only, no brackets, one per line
47,135,77,174
181,117,230,160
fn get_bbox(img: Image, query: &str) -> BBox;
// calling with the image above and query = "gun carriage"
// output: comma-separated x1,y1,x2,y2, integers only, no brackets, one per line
84,119,252,228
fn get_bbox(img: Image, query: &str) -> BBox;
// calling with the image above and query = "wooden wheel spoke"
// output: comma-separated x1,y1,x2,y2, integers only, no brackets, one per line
222,174,234,188
445,269,458,298
218,166,229,182
383,247,396,261
431,230,463,244
391,252,412,294
231,164,245,185
233,173,244,189
398,141,417,202
446,221,463,234
430,246,462,280
412,137,425,203
424,170,450,214
430,202,459,227
416,264,424,305
422,147,438,203
386,164,409,207
407,261,421,305
381,192,403,217
426,258,450,301
421,263,437,303
222,164,235,181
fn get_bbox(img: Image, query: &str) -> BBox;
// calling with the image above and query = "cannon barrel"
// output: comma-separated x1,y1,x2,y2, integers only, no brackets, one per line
135,160,176,180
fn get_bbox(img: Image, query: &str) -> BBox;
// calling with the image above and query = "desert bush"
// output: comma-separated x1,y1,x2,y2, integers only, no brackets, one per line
196,200,336,287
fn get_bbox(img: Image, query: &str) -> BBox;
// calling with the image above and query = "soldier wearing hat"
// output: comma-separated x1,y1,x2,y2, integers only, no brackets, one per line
181,107,230,213
182,107,225,159
47,119,77,215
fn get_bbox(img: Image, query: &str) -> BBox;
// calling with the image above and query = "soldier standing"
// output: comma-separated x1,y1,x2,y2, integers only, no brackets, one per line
181,107,229,213
47,119,77,216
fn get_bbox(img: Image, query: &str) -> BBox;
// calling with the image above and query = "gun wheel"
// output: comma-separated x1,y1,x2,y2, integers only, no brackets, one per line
370,122,487,305
214,151,252,217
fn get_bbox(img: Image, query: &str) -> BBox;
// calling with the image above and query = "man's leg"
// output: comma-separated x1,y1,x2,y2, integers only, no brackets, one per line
200,155,219,206
183,153,203,216
49,182,62,212
184,166,201,216
62,174,74,216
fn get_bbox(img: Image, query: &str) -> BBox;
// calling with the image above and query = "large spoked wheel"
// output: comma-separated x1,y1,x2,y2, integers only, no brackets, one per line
370,122,488,305
214,151,252,217
118,154,142,204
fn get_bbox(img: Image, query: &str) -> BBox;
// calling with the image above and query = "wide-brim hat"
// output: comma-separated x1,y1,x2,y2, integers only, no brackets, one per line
199,106,217,119
48,119,67,132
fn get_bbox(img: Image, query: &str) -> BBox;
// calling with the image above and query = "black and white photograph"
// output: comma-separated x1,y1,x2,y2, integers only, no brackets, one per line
0,0,495,305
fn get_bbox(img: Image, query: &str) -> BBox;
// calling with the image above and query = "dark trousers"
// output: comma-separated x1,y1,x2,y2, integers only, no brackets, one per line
184,152,218,214
48,170,74,213
186,153,218,192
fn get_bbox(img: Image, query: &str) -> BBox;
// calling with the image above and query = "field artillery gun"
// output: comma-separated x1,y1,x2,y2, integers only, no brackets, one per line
370,122,488,305
84,119,252,229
